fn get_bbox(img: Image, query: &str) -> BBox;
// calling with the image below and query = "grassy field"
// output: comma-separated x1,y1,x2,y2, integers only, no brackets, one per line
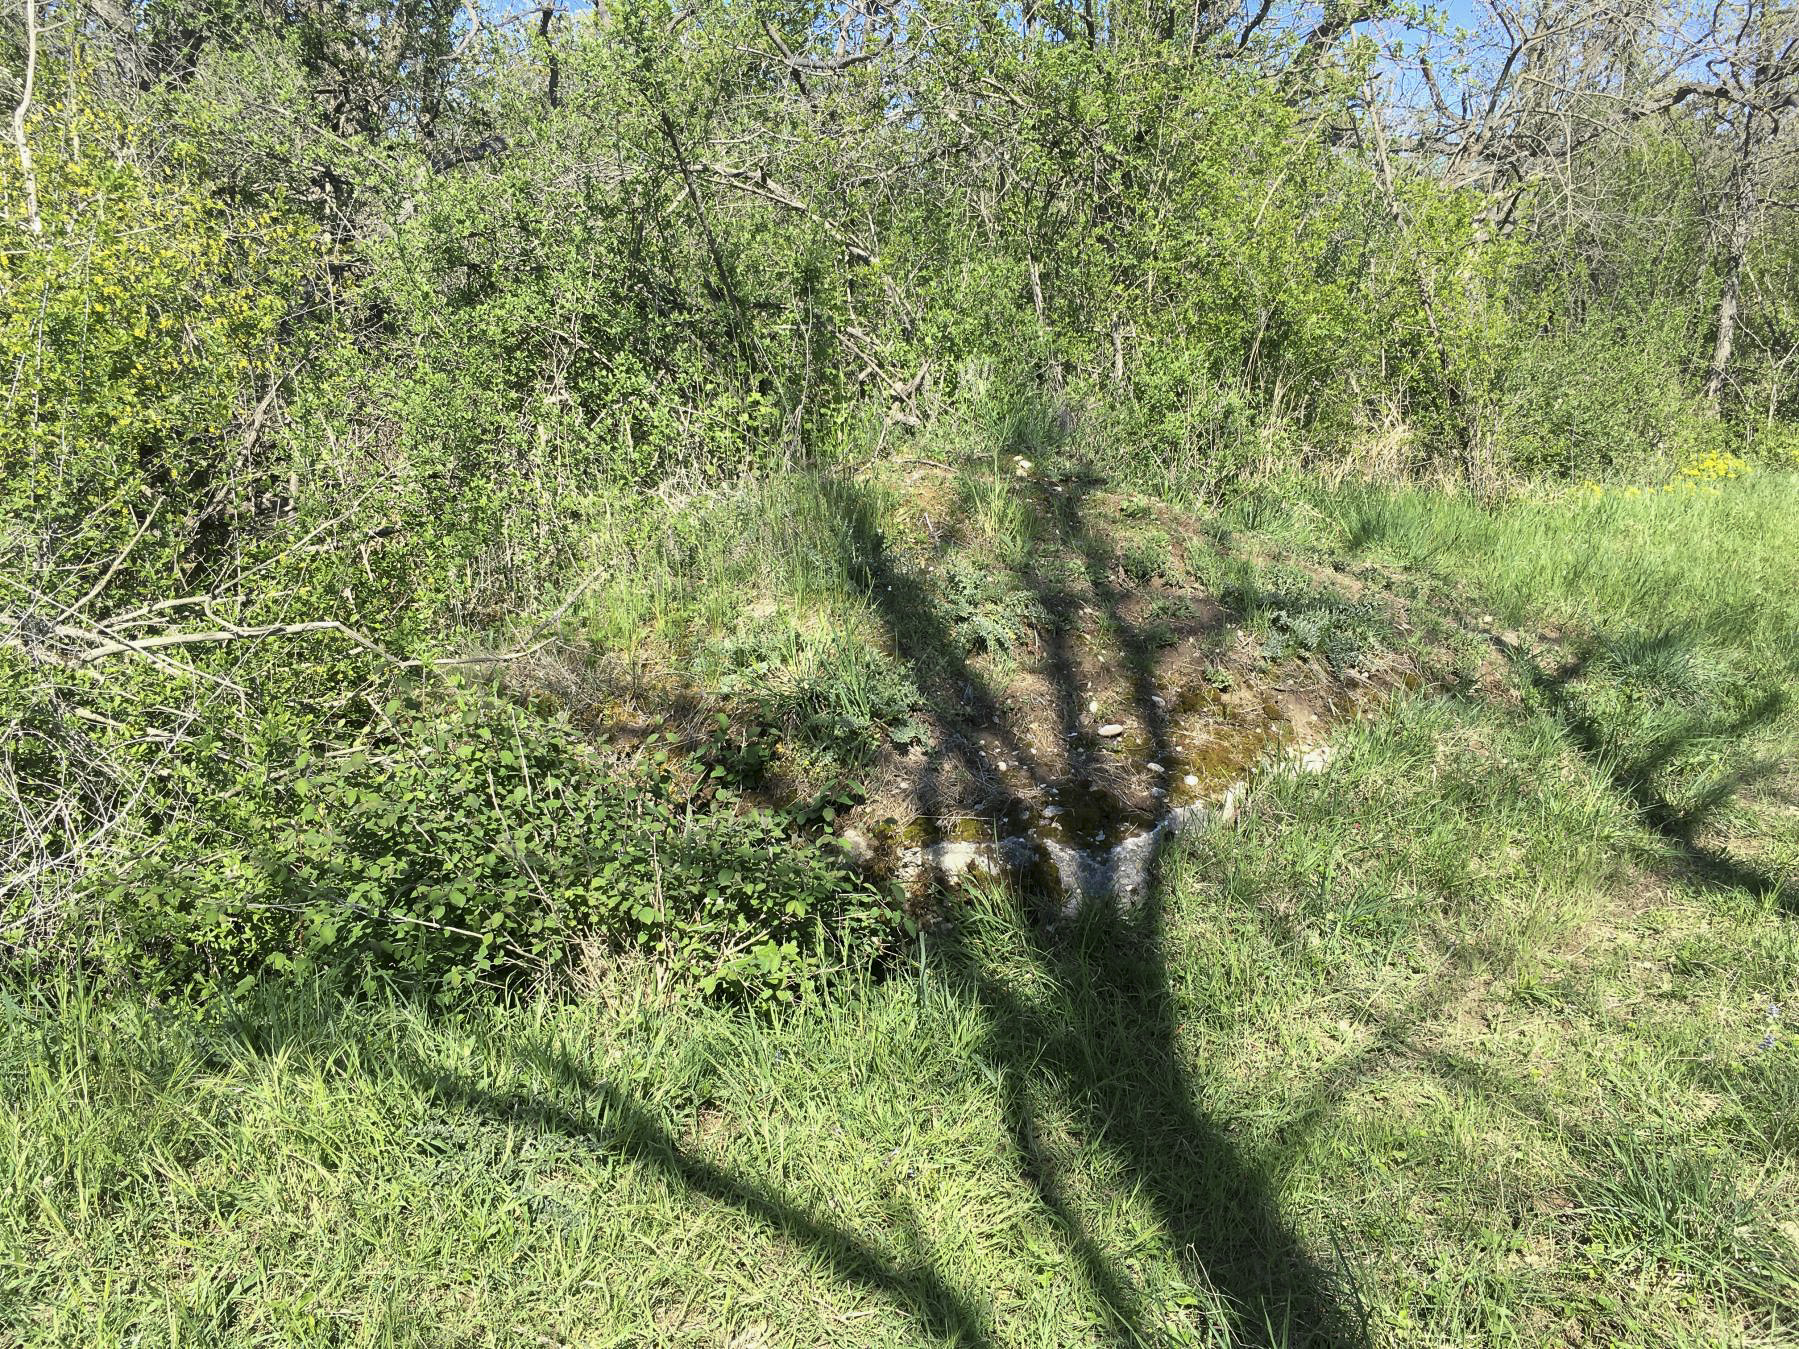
3,472,1795,1347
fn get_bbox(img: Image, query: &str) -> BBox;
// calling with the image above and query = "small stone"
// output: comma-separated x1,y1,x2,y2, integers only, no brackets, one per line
1183,774,1198,786
1150,787,1166,798
1298,747,1333,773
1147,762,1164,773
1097,723,1125,738
835,829,876,867
1042,805,1064,818
1151,695,1166,708
996,761,1008,771
1087,699,1099,716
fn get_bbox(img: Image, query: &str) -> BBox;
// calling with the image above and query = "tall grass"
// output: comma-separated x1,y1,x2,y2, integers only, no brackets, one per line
3,475,1795,1346
1303,476,1799,670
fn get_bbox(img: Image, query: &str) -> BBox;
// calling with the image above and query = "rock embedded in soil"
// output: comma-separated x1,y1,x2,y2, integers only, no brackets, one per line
906,837,1039,884
834,829,878,867
1097,723,1125,738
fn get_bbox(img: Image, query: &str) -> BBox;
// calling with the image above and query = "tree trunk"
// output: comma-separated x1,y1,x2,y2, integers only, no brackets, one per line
1705,112,1760,409
9,0,43,236
1704,209,1750,408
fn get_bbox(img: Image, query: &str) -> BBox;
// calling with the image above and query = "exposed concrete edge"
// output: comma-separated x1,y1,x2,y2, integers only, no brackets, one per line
885,741,1339,913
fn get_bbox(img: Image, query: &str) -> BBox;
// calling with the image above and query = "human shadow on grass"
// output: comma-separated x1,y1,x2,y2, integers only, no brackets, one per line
811,468,1369,1346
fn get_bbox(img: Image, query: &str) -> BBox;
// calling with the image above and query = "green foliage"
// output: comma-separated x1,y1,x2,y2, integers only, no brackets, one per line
3,530,1794,1341
697,621,925,770
930,557,1047,664
1496,317,1704,475
1742,419,1799,468
92,690,899,1004
6,0,1797,1015
1,85,317,613
1117,527,1174,583
1257,591,1387,672
777,642,926,767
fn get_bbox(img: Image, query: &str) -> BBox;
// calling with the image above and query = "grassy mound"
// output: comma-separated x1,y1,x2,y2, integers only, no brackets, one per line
4,472,1794,1345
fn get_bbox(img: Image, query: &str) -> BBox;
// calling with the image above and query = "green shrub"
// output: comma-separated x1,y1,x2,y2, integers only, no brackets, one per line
701,629,924,769
91,690,899,1005
0,88,316,616
932,557,1048,663
1496,319,1699,476
780,643,925,766
1118,527,1174,582
1739,420,1799,469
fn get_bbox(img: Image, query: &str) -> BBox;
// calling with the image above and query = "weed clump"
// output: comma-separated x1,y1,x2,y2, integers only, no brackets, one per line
84,689,900,1006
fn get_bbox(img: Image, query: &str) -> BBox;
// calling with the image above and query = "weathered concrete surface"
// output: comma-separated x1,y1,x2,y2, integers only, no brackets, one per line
872,741,1338,912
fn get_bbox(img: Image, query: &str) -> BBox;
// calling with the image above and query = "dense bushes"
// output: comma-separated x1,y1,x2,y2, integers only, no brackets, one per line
1496,318,1708,476
0,91,316,615
3,0,1795,1002
83,688,896,1003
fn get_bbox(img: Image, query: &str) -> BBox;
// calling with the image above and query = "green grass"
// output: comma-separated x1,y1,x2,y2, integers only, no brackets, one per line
4,474,1797,1346
1290,472,1799,913
1294,475,1799,663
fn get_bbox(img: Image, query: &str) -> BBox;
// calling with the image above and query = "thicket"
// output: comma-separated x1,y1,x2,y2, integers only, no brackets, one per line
3,0,1796,998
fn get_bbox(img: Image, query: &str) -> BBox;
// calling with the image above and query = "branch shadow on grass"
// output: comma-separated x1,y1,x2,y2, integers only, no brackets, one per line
1519,633,1793,915
398,1046,999,1344
376,462,1368,1345
809,468,1369,1345
205,982,998,1343
208,460,1370,1344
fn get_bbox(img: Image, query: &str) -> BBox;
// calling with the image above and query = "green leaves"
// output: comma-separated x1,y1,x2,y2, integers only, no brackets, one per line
93,689,898,1006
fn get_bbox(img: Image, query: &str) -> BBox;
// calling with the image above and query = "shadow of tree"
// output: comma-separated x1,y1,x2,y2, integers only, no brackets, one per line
812,467,1369,1344
206,983,1002,1341
400,1041,1001,1344
202,459,1376,1344
1518,636,1792,914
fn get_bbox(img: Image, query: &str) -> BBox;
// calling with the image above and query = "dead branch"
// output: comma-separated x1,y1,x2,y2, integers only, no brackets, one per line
66,619,403,665
435,566,610,666
10,0,43,236
68,500,161,616
692,160,877,264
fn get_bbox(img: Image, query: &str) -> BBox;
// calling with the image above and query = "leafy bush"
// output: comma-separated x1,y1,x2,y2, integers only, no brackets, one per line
703,629,924,768
7,0,1793,1018
1118,527,1174,583
1,88,316,616
780,644,926,766
90,690,899,1004
932,557,1048,663
1496,319,1700,476
1739,420,1799,469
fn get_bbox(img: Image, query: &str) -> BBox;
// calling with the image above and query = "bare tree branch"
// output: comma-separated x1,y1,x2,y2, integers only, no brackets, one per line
9,0,43,236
